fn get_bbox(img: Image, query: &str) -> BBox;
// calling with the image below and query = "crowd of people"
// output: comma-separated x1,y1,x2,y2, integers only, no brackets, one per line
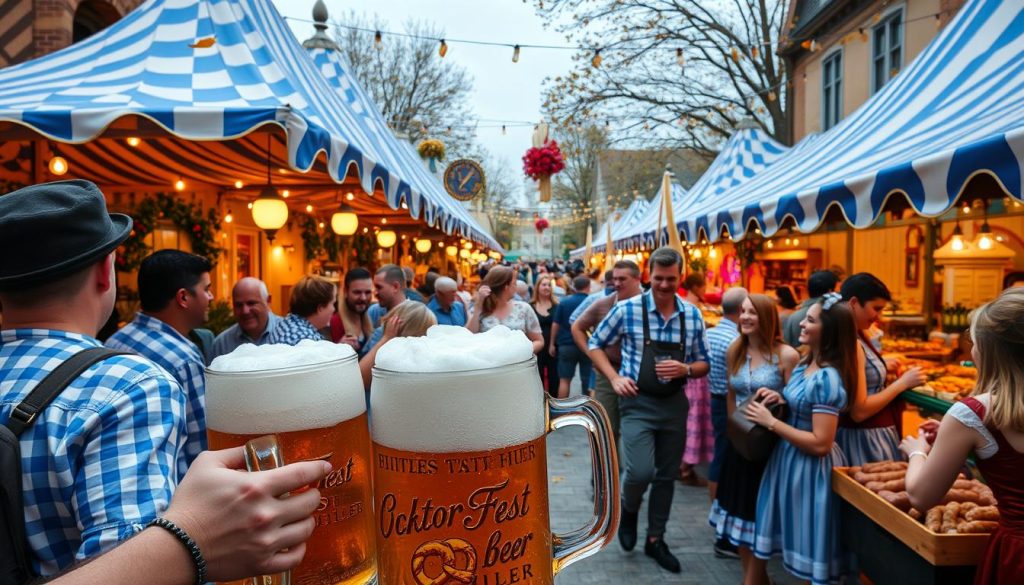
2,179,1023,585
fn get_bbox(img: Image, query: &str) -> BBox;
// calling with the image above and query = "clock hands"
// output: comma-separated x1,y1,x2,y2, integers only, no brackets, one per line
458,169,475,190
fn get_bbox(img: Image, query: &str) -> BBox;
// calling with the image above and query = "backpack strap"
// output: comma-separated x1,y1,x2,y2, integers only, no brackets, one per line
4,348,128,436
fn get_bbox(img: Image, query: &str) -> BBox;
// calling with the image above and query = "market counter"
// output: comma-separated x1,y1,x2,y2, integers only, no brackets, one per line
833,469,987,585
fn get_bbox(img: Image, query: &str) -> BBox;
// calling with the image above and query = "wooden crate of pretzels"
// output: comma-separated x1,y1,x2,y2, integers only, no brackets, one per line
833,461,994,565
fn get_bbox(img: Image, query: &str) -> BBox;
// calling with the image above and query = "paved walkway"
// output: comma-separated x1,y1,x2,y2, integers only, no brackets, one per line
548,381,802,584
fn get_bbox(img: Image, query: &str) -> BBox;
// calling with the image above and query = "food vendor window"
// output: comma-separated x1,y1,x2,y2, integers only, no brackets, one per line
872,7,904,94
822,50,843,131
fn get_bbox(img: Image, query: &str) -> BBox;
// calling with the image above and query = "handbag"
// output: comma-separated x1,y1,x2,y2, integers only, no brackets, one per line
727,394,789,462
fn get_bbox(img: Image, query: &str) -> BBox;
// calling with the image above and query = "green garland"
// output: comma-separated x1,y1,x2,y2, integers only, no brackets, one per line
300,215,325,261
117,192,224,272
299,213,379,268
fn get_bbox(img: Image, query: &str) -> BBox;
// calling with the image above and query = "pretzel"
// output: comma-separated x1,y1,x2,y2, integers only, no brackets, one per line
942,502,961,534
925,506,944,532
412,541,456,585
957,520,999,534
441,539,477,585
965,506,1000,522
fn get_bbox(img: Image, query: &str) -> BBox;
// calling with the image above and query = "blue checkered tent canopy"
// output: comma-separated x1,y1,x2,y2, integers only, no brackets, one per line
577,197,651,256
304,36,500,252
678,0,1024,243
0,0,500,250
584,182,689,255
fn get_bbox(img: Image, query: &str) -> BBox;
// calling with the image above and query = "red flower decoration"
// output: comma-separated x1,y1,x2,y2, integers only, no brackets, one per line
535,217,550,233
522,140,565,180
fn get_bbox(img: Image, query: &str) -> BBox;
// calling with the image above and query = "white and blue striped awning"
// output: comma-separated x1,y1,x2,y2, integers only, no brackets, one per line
679,0,1024,243
0,0,500,250
305,37,500,251
581,197,650,253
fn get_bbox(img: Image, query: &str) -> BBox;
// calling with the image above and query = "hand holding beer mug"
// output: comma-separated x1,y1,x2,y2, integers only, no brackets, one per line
207,341,377,585
371,326,619,585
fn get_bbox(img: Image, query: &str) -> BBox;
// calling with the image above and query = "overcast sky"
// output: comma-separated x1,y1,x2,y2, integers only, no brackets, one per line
277,0,575,203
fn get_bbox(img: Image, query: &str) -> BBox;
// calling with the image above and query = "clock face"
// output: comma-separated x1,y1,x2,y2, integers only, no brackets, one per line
443,159,486,201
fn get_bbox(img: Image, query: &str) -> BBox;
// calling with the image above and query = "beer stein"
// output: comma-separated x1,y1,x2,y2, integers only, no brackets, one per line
370,353,619,585
206,344,377,585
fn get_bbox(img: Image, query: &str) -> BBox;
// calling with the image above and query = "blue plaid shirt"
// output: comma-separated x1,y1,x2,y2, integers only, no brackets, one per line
706,318,740,396
106,313,207,477
266,313,326,345
0,329,186,576
588,293,709,381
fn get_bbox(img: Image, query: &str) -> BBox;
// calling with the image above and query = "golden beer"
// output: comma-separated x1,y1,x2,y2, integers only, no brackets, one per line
371,328,618,585
206,344,376,585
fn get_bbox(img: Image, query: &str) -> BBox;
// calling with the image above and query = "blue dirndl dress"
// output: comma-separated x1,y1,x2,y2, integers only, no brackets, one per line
835,338,902,465
753,364,848,585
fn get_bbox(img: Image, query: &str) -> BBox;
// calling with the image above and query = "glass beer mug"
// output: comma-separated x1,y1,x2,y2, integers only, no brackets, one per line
206,342,377,585
370,327,619,585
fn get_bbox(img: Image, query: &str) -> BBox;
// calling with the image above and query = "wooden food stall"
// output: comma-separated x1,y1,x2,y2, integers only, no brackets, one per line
834,464,997,585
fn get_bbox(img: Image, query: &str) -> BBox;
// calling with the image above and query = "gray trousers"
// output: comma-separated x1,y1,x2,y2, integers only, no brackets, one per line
592,371,620,446
619,390,689,538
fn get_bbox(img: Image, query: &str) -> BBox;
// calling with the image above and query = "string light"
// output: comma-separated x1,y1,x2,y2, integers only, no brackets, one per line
502,125,507,135
224,209,233,223
346,192,355,201
281,189,290,198
591,49,602,68
512,44,520,63
676,47,685,68
175,178,185,191
234,180,244,189
374,30,382,50
48,155,68,176
126,137,141,147
305,204,314,213
438,39,448,57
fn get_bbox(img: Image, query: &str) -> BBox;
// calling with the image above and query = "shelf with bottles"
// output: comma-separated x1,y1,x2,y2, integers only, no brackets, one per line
940,303,974,334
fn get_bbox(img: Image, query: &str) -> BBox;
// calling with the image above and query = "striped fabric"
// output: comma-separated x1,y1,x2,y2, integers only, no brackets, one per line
835,338,902,465
675,0,1024,244
0,0,499,251
609,126,789,250
584,197,650,254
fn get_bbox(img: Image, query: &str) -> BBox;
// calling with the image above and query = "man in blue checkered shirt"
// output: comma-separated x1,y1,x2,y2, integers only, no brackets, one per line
107,249,213,477
588,247,710,574
0,181,187,577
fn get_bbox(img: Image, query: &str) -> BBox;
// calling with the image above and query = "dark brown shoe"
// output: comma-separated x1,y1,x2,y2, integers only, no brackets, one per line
678,468,708,487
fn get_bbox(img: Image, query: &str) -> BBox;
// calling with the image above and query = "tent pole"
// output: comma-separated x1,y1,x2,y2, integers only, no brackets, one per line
922,219,938,337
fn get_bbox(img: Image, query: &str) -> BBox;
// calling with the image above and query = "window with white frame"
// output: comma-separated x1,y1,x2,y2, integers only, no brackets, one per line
873,9,904,93
822,50,843,130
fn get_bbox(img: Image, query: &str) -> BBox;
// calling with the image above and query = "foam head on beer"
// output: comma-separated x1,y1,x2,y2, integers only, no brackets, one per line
206,340,365,435
371,325,544,451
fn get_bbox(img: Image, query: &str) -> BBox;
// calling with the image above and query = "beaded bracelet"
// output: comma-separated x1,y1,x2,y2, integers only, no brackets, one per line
148,517,207,585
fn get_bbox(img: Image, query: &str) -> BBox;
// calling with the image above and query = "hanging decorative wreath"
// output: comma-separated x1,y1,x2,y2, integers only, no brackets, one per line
417,138,446,172
535,217,550,233
522,140,565,202
116,192,224,272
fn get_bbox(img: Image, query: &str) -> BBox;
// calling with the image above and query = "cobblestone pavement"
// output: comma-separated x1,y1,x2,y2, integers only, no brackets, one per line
548,381,802,584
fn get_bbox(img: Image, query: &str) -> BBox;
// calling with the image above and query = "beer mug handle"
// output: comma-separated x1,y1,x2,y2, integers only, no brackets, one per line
548,396,620,575
243,435,291,585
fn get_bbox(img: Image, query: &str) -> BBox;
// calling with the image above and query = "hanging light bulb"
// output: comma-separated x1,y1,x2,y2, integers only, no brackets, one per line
331,202,358,236
48,155,69,176
126,136,141,147
446,245,458,257
415,239,432,253
766,240,774,249
502,125,507,135
224,209,234,224
709,247,717,259
459,248,470,259
381,217,388,225
175,178,186,191
438,39,448,58
252,134,289,242
676,47,685,68
374,30,383,50
951,222,965,252
234,180,244,189
305,204,313,213
346,191,355,201
512,44,520,63
376,230,397,248
977,221,994,250
793,237,800,246
693,248,703,259
591,49,602,68
247,202,253,209
281,189,290,198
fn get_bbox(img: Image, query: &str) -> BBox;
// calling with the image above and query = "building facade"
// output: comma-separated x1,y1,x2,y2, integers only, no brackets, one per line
781,0,967,142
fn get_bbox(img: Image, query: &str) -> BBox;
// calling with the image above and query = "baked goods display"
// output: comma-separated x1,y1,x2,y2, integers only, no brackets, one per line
883,355,978,401
847,461,998,534
882,339,948,354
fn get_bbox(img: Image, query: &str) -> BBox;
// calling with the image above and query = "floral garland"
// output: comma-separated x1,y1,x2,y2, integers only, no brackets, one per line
522,140,565,202
417,139,446,172
116,192,223,272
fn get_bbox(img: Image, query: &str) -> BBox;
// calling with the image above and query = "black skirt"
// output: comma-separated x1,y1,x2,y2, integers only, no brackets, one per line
716,440,769,521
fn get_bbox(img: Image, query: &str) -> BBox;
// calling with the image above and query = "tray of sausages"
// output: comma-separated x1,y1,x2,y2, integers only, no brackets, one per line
833,462,994,566
847,460,999,534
